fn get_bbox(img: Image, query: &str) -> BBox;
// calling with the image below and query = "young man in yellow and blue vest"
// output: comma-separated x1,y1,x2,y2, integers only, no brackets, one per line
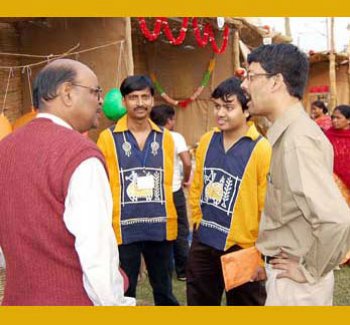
187,77,271,305
97,75,179,305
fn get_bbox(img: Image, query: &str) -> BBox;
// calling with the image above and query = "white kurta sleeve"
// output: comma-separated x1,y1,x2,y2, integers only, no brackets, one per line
64,157,135,306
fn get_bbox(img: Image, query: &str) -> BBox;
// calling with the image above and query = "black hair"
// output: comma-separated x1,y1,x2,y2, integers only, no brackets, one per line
334,105,350,120
211,77,248,110
33,64,77,109
120,75,155,97
247,43,309,100
312,100,328,114
150,104,175,127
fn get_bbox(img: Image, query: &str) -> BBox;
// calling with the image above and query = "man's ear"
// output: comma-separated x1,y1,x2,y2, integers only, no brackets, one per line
271,73,284,92
59,82,74,106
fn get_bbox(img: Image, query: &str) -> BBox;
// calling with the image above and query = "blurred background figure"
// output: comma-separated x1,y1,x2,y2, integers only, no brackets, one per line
310,100,332,132
151,104,192,281
326,105,350,206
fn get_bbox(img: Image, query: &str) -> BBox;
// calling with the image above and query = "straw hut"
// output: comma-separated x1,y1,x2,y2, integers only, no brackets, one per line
0,17,290,144
0,18,133,140
304,51,350,113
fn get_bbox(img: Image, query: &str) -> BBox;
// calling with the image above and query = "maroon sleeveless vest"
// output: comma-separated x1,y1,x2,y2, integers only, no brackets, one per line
0,118,106,305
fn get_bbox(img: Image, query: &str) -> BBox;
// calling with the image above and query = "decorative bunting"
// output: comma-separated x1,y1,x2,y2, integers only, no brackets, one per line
151,57,216,108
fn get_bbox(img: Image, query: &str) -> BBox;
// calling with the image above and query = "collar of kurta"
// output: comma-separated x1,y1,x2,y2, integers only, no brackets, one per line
112,114,162,133
213,121,261,141
267,103,305,146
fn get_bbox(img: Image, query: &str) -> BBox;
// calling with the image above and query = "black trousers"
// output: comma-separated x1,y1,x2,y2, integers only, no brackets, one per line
173,189,190,278
119,240,179,306
186,231,266,306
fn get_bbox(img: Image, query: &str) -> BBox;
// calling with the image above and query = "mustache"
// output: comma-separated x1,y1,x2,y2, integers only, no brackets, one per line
134,106,147,110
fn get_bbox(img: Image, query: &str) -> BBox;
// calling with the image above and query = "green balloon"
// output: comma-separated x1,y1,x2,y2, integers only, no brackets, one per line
102,88,127,121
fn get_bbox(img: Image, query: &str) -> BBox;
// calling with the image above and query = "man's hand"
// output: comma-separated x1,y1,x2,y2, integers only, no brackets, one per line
269,250,307,283
251,266,266,281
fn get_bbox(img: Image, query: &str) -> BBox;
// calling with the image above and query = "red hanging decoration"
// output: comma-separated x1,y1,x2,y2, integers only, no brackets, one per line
137,17,230,55
193,18,230,53
209,25,230,54
138,17,164,41
192,18,211,47
162,18,189,45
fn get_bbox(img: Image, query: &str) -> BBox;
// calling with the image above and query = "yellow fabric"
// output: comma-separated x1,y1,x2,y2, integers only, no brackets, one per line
113,114,161,133
162,129,178,240
0,113,12,141
97,115,177,244
189,123,271,250
189,131,212,230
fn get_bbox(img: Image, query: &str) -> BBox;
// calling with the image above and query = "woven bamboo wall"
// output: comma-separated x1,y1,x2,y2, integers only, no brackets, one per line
0,23,22,123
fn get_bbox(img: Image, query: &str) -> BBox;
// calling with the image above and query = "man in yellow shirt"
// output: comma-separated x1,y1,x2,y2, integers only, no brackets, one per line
187,77,271,305
97,75,179,305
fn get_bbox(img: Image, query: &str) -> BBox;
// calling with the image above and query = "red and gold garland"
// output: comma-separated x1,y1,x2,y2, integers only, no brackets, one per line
137,17,230,54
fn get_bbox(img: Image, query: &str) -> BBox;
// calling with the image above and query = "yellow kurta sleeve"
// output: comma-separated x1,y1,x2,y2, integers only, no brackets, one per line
189,131,214,229
162,128,178,240
256,139,272,221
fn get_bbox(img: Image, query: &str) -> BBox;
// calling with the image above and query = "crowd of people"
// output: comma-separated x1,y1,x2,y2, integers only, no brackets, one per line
0,43,349,306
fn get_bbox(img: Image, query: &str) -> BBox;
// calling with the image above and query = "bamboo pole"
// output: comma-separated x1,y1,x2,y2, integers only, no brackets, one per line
232,29,240,73
284,17,292,38
329,17,337,111
124,17,134,76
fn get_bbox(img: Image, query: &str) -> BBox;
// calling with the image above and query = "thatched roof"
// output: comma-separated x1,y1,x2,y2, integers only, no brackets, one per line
309,51,349,66
226,17,292,48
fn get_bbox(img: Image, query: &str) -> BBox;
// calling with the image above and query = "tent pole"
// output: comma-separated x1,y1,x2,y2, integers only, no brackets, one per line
329,17,337,111
232,29,240,73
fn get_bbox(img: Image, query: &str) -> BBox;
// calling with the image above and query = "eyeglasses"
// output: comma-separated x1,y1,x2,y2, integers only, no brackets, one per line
71,83,103,101
244,72,276,82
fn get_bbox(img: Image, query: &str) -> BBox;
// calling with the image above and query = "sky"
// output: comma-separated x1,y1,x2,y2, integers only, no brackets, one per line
258,17,350,53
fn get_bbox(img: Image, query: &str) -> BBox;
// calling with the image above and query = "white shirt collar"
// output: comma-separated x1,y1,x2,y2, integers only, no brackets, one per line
36,112,73,130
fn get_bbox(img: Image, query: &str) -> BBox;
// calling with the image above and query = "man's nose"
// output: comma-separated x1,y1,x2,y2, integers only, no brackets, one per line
99,97,104,106
136,97,143,106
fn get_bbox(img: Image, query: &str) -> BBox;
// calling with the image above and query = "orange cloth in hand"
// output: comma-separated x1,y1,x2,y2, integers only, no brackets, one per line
221,246,261,291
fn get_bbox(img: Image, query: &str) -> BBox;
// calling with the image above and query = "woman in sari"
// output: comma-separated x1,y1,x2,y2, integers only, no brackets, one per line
326,105,350,205
326,105,350,265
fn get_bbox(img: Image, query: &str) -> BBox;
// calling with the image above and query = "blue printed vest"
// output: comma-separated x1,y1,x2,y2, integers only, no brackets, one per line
198,132,262,250
110,128,168,244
